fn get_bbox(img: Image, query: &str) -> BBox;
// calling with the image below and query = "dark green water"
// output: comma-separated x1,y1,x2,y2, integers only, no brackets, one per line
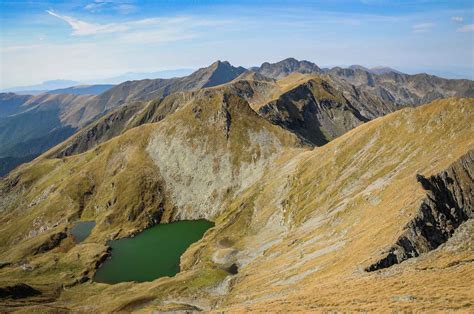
70,221,96,243
94,219,214,284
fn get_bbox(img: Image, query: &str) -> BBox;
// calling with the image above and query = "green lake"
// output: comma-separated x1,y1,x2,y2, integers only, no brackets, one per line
70,221,96,243
93,219,214,284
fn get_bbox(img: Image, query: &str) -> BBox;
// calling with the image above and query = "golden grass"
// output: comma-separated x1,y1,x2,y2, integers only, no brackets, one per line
0,97,472,312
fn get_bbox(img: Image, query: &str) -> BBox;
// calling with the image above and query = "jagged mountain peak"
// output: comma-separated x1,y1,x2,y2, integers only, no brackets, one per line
199,60,244,72
209,60,232,67
255,57,322,79
185,60,246,88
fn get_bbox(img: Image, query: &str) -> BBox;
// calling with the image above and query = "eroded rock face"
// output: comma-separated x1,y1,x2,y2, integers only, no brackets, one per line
258,78,369,145
254,58,322,79
366,150,473,271
146,91,300,220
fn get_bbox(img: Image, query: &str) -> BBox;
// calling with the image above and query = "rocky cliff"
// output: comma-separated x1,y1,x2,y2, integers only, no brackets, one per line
366,150,473,271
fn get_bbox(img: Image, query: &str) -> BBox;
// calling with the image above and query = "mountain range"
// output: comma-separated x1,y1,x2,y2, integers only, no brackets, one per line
0,56,473,311
1,69,195,95
2,57,472,177
1,80,81,95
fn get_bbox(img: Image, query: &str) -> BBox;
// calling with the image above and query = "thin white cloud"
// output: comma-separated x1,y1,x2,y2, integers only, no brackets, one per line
84,2,106,13
45,10,229,46
48,11,199,35
116,4,138,14
457,24,474,33
412,22,435,33
84,0,137,14
47,10,129,35
451,16,464,23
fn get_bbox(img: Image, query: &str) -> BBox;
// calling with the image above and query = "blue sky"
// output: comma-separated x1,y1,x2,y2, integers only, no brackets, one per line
0,0,473,88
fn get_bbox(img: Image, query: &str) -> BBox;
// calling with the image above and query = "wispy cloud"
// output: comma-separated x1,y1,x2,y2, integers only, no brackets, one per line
84,1,107,13
412,22,435,33
46,9,229,46
451,16,464,23
47,10,129,35
3,1,474,89
115,4,138,14
457,24,474,33
84,0,137,14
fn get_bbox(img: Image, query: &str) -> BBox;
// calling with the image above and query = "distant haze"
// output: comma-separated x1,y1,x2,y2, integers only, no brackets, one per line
1,0,473,88
1,69,195,93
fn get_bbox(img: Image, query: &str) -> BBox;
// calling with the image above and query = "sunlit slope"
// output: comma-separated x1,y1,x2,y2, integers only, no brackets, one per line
38,70,474,164
0,87,302,264
53,97,473,312
211,97,473,311
0,97,472,312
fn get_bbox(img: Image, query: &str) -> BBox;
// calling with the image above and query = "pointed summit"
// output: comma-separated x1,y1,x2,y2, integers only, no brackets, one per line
203,60,247,87
184,60,246,89
209,60,231,67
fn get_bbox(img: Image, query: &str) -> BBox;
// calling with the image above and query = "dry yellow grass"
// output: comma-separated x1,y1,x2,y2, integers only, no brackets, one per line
209,97,474,312
0,97,472,312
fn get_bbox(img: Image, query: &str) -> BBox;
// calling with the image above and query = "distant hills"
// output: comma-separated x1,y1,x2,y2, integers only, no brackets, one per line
1,79,80,95
92,68,194,84
1,57,473,177
348,64,404,75
0,60,247,176
1,69,194,94
47,85,115,95
0,93,90,175
4,61,469,96
46,58,474,159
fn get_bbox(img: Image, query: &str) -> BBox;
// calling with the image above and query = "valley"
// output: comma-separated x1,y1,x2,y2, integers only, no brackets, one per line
0,58,472,312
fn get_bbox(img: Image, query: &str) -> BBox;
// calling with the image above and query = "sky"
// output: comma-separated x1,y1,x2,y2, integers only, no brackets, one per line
0,0,473,89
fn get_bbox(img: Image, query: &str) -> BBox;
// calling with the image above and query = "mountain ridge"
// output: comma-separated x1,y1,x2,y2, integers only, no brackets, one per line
0,61,249,175
0,97,471,311
1,57,473,178
253,57,323,79
6,58,472,167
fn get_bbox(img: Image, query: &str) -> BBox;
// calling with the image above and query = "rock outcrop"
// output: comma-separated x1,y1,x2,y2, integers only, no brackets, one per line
258,77,368,145
0,283,41,300
366,150,473,271
253,58,322,79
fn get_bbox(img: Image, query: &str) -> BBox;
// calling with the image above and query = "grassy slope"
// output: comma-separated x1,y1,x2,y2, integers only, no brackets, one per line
0,97,472,312
0,124,168,259
215,97,474,311
0,89,302,310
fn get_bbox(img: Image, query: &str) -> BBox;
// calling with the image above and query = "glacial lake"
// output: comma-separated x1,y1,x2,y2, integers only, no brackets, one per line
93,219,214,284
70,221,96,243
